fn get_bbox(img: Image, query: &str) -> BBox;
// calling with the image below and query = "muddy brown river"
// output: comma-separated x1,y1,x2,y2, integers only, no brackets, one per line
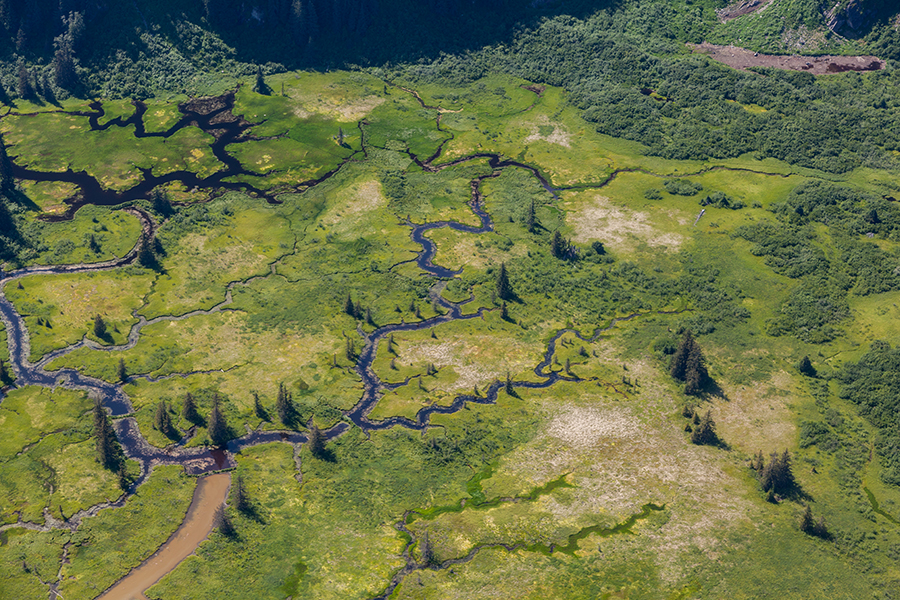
95,473,231,600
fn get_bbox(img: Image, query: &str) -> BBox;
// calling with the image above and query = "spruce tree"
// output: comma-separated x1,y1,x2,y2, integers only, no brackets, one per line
496,262,513,301
88,234,100,253
800,504,815,534
233,474,250,514
208,394,229,446
307,424,326,458
151,188,173,217
505,372,515,396
93,398,123,471
419,529,436,565
344,294,355,317
0,359,10,385
500,302,509,321
116,358,127,383
669,330,694,380
253,66,269,95
275,382,295,425
182,392,200,424
215,504,236,538
252,392,267,419
551,230,566,258
797,355,816,377
154,400,175,438
690,410,718,446
683,343,709,396
93,314,107,339
759,449,796,496
0,134,14,193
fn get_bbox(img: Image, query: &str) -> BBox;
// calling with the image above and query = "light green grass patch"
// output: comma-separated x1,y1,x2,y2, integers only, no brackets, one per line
5,269,155,361
28,205,143,266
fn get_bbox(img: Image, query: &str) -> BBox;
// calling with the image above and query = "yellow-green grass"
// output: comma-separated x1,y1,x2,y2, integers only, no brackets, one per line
56,465,195,600
0,386,91,462
224,132,355,190
141,99,186,133
17,180,80,215
5,269,155,362
28,204,143,266
239,71,388,134
96,99,137,126
142,197,295,319
147,442,407,600
0,385,122,524
1,113,221,190
394,73,540,117
0,527,64,599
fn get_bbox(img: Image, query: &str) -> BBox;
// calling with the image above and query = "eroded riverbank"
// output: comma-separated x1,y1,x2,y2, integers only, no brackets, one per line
94,472,231,600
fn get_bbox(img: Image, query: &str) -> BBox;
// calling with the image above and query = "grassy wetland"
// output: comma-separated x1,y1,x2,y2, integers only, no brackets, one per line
2,61,900,600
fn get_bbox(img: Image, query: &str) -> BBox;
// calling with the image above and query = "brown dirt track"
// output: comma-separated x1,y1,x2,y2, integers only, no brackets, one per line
691,42,886,75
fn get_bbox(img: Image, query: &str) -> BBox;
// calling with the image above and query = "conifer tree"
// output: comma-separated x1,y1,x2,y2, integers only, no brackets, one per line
496,262,513,301
208,394,229,446
797,355,816,377
419,529,436,565
690,410,718,445
116,358,127,383
275,382,295,425
253,66,269,95
252,392,267,420
684,343,709,395
307,424,326,458
500,302,509,321
0,359,10,385
118,463,129,491
182,392,200,424
344,294,355,317
215,504,236,538
759,449,796,496
233,474,250,514
551,230,566,258
93,398,123,471
150,188,173,217
154,400,175,438
93,314,107,339
505,372,514,396
0,134,14,193
800,504,815,534
669,330,694,380
88,234,100,253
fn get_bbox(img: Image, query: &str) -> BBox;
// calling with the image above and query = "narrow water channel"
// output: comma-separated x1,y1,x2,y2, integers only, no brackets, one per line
94,472,231,600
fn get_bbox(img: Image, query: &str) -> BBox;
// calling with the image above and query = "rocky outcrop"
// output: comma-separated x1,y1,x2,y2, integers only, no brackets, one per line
825,0,879,37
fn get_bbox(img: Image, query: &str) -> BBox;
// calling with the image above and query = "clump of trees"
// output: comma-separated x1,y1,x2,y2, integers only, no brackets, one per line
153,400,178,440
689,409,718,446
752,449,798,499
669,330,709,395
799,504,829,538
550,230,576,260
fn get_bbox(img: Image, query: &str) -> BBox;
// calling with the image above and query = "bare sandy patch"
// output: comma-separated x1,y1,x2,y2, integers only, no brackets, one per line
321,179,388,232
712,370,797,453
292,94,384,122
569,195,684,252
403,336,537,391
523,115,572,148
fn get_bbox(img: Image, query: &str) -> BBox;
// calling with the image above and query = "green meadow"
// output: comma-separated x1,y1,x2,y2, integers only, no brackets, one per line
2,68,900,599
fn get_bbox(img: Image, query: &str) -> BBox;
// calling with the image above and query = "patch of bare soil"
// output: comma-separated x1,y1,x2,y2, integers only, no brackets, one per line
691,42,885,74
717,0,774,22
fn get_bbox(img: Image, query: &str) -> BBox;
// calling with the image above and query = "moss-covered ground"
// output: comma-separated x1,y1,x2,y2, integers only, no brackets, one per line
3,69,900,599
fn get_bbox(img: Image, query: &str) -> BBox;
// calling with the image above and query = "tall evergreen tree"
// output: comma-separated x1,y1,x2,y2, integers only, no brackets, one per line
525,200,536,233
0,134,15,193
683,343,709,396
16,64,32,99
551,230,566,258
182,392,201,424
116,358,127,382
275,382,295,425
307,424,326,458
0,359,11,385
496,262,513,301
252,392,267,420
690,410,718,445
253,66,270,95
92,398,123,471
150,188,173,217
154,400,175,438
92,314,107,339
800,504,815,534
419,529,436,565
759,449,796,495
233,474,250,514
797,355,816,377
214,504,236,538
208,394,229,446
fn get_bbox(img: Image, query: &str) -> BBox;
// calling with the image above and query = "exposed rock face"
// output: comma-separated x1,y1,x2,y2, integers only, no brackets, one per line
825,0,878,37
